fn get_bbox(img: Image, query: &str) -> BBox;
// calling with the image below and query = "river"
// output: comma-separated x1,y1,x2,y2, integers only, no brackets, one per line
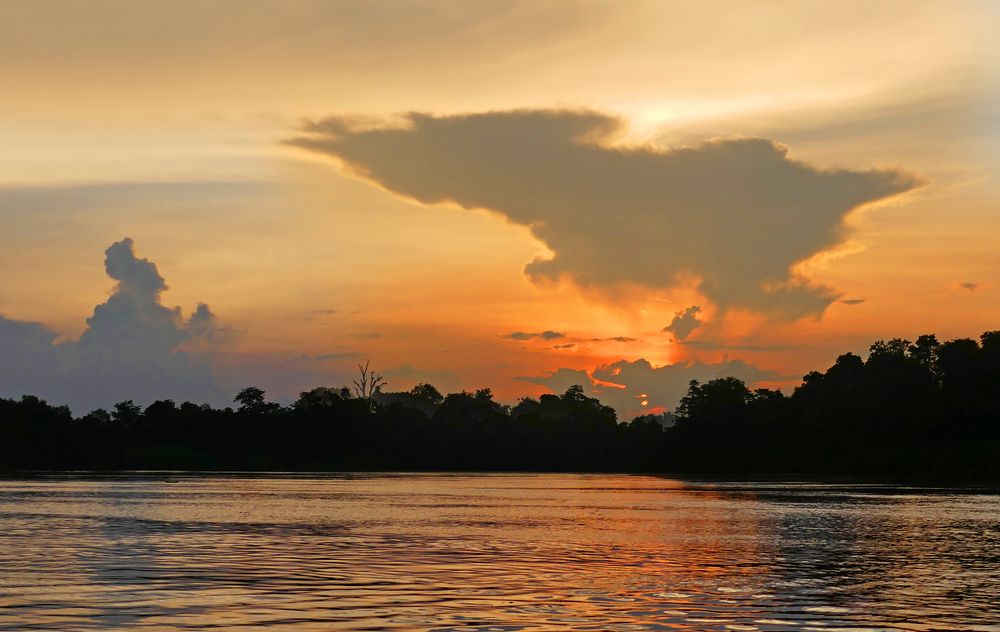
1,474,997,630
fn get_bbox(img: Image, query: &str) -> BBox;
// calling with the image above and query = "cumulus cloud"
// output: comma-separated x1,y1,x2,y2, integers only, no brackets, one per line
291,109,922,319
506,330,565,341
0,238,223,412
0,318,62,399
521,357,783,420
662,305,703,341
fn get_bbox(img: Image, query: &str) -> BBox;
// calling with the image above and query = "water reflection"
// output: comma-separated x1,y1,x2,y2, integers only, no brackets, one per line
0,474,997,630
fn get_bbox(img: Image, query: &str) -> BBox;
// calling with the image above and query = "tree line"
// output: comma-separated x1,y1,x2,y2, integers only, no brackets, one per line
2,331,999,480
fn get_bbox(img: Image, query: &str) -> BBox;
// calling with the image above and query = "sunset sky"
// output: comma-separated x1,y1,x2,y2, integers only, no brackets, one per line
2,0,999,417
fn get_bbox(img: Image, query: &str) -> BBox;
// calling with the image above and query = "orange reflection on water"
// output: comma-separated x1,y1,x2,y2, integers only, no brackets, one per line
0,474,997,631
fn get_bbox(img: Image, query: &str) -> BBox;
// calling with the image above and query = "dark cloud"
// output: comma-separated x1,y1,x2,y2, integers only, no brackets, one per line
506,330,565,341
590,336,639,343
292,351,360,362
314,352,360,361
521,367,591,393
662,305,703,341
0,238,223,413
0,317,62,399
839,298,867,305
959,282,979,292
292,109,922,318
552,343,577,350
521,357,784,419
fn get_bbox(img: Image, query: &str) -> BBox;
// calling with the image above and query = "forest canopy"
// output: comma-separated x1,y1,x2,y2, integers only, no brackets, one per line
2,332,999,481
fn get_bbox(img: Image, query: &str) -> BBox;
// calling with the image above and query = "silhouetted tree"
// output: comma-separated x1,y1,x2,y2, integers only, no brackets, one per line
112,400,142,425
2,330,999,479
908,334,940,368
234,387,279,415
295,387,347,410
410,383,443,405
353,360,386,409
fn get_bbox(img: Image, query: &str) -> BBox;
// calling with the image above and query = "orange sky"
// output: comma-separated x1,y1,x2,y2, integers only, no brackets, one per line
2,1,999,416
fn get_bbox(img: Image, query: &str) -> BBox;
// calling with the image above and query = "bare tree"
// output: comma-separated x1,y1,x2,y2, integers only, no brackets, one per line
352,360,386,407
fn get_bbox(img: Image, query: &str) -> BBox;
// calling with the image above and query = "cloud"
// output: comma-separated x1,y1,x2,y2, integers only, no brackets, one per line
380,364,460,393
0,317,62,399
959,282,979,292
291,109,923,319
314,352,360,361
662,305,703,341
521,357,784,420
675,340,785,352
552,343,577,350
520,367,592,394
292,351,360,362
591,336,639,343
839,298,867,305
0,238,223,413
506,330,565,341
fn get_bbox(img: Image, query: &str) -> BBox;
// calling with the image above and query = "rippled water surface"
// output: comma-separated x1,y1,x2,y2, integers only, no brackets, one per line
1,474,998,631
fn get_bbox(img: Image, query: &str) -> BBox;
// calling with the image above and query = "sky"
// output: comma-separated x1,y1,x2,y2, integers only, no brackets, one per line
2,0,999,417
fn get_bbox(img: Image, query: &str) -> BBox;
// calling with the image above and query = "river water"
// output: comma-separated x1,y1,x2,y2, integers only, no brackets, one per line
0,474,997,631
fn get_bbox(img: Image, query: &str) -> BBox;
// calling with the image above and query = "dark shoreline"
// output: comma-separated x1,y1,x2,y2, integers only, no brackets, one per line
4,330,1000,482
4,469,998,489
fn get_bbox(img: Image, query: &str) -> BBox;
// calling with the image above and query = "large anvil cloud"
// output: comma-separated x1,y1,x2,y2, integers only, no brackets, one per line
291,109,922,318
